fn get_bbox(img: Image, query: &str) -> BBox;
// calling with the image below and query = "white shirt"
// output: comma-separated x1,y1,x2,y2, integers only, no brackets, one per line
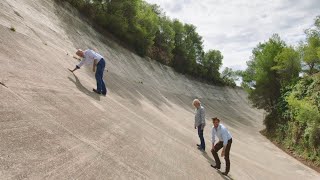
211,124,232,146
77,49,104,68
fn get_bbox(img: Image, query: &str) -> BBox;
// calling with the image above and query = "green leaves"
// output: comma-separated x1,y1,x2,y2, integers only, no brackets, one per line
242,34,285,111
221,67,239,87
273,47,301,86
202,50,223,82
285,75,320,151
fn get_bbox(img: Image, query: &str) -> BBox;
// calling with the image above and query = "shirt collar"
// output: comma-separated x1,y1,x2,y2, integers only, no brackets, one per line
214,124,221,131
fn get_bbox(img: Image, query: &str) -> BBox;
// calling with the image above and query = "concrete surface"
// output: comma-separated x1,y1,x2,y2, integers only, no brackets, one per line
0,0,319,179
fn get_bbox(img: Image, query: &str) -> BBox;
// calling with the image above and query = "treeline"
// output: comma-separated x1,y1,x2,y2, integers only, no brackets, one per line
55,0,235,85
240,16,320,166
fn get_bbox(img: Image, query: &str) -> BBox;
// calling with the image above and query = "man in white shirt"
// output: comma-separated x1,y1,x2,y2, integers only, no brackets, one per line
210,117,232,176
69,49,107,96
193,99,206,151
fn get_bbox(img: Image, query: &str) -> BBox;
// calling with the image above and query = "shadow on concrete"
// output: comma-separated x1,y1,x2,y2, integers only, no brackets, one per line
201,151,234,180
68,73,100,101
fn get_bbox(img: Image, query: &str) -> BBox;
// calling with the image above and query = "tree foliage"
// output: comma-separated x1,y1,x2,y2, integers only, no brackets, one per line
242,34,286,111
221,67,239,87
240,16,320,165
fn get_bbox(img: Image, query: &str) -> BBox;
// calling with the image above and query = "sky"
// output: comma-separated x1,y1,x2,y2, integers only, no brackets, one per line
145,0,320,71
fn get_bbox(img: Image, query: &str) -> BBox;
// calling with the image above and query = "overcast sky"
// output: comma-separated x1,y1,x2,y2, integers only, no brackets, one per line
145,0,320,70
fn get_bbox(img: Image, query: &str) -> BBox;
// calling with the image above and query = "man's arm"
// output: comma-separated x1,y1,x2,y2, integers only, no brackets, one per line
69,57,85,73
200,108,205,123
200,108,206,129
211,127,216,151
93,59,97,72
68,65,80,73
221,128,229,157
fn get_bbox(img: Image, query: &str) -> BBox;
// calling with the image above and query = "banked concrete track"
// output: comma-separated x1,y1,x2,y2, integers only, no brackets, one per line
0,0,319,179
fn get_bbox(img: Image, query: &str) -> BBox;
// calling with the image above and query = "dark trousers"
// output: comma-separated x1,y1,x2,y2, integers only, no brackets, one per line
211,138,232,173
95,58,107,94
197,125,205,150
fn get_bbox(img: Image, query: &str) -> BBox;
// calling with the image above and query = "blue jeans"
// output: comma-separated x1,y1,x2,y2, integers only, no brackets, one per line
95,58,107,94
198,125,205,150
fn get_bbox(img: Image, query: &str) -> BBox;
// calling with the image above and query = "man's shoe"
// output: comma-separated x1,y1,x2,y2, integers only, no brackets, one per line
210,164,220,169
221,172,228,176
196,144,201,147
93,89,101,94
197,146,205,151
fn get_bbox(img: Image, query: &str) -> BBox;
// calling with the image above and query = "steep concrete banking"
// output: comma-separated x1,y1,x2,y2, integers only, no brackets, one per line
0,0,319,179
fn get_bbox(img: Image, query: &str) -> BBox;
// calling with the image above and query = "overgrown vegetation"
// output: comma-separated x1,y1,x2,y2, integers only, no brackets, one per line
241,16,320,166
55,0,238,85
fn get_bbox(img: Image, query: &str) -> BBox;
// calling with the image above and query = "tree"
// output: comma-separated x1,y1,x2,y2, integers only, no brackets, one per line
242,34,285,112
301,16,320,75
150,16,175,65
300,35,320,75
129,1,159,56
273,47,301,86
172,20,188,73
221,67,239,87
203,50,223,82
183,24,204,75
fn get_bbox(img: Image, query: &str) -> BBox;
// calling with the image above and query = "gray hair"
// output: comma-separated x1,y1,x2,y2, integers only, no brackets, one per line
192,99,201,106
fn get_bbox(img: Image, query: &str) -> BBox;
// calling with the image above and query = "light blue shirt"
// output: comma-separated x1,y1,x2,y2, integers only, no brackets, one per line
211,124,232,146
77,49,104,68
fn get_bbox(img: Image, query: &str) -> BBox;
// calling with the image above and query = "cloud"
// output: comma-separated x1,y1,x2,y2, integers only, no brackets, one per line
145,0,320,70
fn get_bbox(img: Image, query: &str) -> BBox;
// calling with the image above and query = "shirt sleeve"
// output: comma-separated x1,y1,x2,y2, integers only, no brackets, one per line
221,127,229,146
76,58,86,68
211,127,216,144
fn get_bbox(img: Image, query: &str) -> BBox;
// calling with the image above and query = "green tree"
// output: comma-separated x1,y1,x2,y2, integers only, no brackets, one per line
183,24,204,75
242,34,285,112
172,20,188,73
150,16,175,65
203,50,223,82
300,35,320,75
273,47,301,86
129,1,159,56
221,67,239,87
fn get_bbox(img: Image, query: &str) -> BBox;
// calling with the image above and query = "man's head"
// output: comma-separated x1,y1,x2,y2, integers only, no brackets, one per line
76,49,84,58
212,117,220,128
192,99,201,108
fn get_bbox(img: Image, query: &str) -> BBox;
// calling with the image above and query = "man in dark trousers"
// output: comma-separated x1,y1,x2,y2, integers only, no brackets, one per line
69,49,107,96
210,117,232,176
193,99,206,151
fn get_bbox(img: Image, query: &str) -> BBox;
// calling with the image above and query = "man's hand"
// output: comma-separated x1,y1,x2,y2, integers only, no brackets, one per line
194,126,197,129
221,150,225,157
93,59,97,72
211,144,215,153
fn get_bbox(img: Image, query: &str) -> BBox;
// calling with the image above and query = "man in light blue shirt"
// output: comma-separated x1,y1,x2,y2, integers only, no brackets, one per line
210,117,232,176
69,49,107,96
